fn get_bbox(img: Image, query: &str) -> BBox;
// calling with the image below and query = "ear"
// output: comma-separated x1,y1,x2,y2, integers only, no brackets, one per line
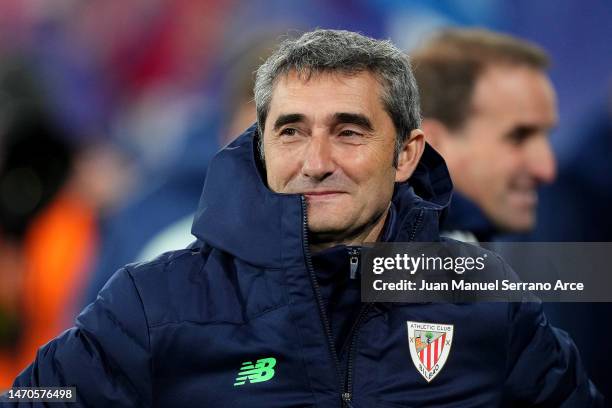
395,129,425,183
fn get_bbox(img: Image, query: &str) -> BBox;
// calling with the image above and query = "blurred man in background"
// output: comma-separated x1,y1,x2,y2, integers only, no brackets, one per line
412,29,557,242
412,28,611,398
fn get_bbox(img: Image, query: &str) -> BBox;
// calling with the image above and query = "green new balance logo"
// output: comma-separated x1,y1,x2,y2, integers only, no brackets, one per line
233,357,277,386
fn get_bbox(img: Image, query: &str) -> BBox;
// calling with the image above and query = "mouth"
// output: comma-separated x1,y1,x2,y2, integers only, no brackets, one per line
508,188,538,207
302,191,346,200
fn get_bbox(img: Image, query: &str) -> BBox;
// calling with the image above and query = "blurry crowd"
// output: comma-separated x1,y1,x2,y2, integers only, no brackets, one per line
0,0,610,398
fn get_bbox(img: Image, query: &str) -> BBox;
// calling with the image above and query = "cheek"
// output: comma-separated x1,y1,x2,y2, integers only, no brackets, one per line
466,140,512,182
473,159,507,193
347,143,395,175
491,150,524,182
263,138,308,191
266,162,289,192
352,159,396,200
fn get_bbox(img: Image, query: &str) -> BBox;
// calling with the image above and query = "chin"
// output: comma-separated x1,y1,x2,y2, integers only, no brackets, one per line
307,220,348,235
497,213,535,233
307,207,347,227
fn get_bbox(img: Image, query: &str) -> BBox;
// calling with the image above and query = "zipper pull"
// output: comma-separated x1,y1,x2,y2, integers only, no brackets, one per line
348,247,360,280
342,392,355,407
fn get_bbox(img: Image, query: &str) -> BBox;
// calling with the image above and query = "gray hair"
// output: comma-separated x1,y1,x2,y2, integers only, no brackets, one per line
254,29,421,165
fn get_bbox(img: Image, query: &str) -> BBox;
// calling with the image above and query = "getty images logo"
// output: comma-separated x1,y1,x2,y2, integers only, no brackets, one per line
233,357,277,386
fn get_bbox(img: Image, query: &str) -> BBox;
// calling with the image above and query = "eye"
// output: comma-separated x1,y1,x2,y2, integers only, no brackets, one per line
338,129,361,137
508,132,529,145
279,127,297,136
506,126,537,146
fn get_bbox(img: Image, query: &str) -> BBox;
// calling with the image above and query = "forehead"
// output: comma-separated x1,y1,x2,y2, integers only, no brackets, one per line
267,70,387,121
470,65,558,126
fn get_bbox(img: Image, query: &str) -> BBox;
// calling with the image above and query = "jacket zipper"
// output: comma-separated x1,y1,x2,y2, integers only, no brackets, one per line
342,248,365,406
302,198,424,406
341,302,373,407
342,210,424,406
301,197,345,405
408,209,424,242
348,247,360,280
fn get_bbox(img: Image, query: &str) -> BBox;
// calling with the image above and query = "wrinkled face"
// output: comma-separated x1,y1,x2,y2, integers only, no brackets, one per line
262,71,402,244
444,65,557,232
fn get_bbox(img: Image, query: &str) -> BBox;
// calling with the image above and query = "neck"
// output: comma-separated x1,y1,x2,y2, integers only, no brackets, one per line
309,207,389,253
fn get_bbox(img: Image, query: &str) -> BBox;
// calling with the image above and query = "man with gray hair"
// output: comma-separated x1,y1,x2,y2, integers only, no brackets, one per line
4,29,602,407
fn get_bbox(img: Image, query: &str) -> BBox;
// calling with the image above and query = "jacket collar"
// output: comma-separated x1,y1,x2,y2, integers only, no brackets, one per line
192,124,453,267
441,192,498,242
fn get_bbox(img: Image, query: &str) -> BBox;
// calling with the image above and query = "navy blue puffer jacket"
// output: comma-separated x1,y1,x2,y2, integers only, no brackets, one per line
4,126,603,407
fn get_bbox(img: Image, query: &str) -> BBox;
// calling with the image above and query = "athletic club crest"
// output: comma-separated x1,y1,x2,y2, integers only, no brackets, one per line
407,321,454,383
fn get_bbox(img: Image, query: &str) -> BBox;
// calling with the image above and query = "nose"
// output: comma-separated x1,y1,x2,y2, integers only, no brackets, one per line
301,133,336,181
526,137,557,184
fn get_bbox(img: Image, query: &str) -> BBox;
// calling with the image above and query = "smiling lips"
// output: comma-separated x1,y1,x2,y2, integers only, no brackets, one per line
303,191,345,200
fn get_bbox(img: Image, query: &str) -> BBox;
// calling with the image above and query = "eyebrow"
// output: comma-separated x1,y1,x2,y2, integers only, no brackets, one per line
505,123,556,140
273,113,306,131
333,112,374,131
272,112,375,133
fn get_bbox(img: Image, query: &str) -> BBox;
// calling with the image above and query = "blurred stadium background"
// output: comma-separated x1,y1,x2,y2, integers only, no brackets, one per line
0,0,610,396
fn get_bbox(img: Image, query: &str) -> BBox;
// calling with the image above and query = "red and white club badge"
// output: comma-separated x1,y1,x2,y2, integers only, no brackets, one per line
407,321,454,383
